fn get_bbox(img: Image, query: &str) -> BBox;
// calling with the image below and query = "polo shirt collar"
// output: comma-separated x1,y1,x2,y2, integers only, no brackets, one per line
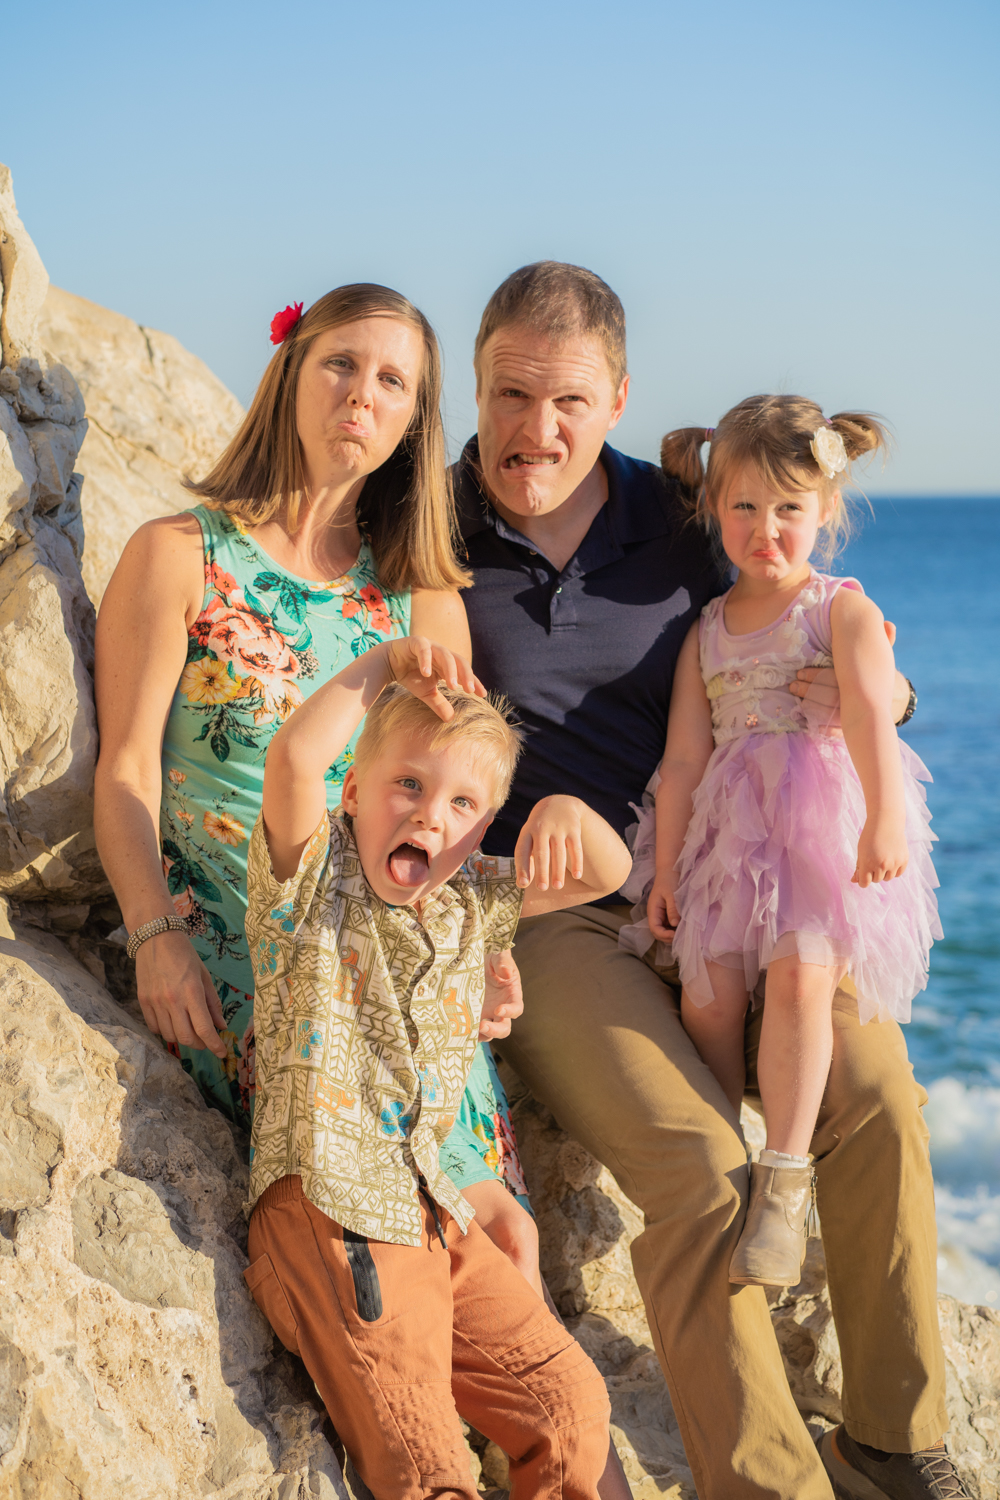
453,435,677,560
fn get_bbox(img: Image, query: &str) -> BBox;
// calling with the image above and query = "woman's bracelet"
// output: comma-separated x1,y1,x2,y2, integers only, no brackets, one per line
126,914,190,961
896,679,918,727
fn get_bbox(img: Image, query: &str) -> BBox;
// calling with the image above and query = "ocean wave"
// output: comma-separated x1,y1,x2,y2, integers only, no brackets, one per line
925,1076,1000,1304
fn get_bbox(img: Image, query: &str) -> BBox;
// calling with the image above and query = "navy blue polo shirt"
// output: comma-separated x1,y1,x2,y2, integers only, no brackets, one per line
454,437,725,880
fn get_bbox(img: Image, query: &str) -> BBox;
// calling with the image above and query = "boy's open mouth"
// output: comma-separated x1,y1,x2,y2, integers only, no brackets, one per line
388,842,430,888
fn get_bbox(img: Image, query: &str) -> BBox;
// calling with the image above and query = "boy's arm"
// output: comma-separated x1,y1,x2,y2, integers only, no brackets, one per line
648,621,715,939
830,588,909,886
515,797,632,918
263,637,483,881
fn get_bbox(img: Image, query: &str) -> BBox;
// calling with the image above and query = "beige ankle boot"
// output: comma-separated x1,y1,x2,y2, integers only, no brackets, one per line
729,1159,814,1287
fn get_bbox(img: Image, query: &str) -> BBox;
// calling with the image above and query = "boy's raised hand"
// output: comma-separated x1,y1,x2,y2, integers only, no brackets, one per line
515,795,585,893
385,636,486,719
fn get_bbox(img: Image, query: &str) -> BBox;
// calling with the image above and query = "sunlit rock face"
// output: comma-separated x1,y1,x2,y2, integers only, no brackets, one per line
37,285,244,607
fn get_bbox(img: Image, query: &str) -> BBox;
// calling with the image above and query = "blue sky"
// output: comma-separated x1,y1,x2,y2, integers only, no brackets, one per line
5,0,998,492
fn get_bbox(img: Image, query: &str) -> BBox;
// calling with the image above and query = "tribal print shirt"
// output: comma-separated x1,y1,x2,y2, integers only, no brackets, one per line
245,810,522,1245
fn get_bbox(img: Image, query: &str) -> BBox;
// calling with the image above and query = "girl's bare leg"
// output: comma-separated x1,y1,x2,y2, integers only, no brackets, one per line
758,957,839,1157
680,964,752,1115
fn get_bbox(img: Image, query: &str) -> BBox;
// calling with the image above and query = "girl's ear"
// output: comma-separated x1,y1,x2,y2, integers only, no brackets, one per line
341,767,360,816
820,487,841,524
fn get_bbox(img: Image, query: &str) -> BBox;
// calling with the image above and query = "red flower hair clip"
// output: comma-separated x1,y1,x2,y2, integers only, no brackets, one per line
269,301,304,345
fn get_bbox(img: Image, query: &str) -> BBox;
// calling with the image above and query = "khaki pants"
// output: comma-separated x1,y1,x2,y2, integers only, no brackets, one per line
245,1175,611,1500
499,904,946,1500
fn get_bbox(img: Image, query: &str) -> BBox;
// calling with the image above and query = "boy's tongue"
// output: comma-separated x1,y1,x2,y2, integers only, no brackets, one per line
389,842,429,888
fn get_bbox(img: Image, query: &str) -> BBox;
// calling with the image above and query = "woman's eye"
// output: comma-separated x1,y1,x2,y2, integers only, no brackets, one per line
381,374,404,390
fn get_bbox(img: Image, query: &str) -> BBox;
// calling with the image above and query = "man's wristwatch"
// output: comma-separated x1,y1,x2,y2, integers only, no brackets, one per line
896,679,917,727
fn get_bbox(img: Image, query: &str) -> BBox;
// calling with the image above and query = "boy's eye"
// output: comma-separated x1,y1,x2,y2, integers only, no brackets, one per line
452,796,474,810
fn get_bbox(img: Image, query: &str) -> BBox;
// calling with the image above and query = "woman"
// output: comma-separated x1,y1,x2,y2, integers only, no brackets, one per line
93,283,529,1251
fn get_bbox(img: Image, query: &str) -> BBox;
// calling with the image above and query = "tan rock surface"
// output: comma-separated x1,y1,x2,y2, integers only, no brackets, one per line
0,920,351,1500
37,285,244,604
0,165,102,903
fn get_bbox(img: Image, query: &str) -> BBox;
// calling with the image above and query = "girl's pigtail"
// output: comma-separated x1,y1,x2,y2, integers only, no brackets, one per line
828,412,890,466
661,427,711,507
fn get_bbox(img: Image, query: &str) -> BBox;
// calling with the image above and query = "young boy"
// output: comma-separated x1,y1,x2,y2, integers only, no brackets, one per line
243,635,632,1500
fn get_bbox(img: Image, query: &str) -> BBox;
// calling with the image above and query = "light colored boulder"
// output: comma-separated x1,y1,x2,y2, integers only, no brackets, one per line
0,165,100,903
0,920,351,1500
37,285,245,605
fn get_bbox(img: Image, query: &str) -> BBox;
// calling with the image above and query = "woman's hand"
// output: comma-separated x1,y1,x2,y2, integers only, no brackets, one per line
853,817,909,887
134,930,227,1057
647,870,681,942
385,636,485,719
479,949,524,1040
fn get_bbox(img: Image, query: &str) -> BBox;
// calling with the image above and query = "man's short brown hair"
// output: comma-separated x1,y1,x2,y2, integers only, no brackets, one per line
474,261,627,391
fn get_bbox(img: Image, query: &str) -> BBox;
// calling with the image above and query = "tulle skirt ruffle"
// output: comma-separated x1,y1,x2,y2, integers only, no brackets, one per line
619,731,942,1024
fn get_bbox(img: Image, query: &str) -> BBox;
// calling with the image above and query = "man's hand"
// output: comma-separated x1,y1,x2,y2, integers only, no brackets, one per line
647,870,681,943
791,619,908,722
479,949,524,1040
385,636,485,719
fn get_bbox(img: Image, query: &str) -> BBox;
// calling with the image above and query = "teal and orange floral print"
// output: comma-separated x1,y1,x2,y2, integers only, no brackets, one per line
159,505,409,1127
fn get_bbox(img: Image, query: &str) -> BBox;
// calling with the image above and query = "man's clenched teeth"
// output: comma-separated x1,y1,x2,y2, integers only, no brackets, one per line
504,453,560,468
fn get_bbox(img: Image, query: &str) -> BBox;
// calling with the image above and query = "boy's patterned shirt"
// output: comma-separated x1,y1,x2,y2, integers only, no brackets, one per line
244,810,523,1245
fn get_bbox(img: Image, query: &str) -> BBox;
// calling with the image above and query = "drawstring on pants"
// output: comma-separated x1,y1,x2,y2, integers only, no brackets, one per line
418,1175,448,1248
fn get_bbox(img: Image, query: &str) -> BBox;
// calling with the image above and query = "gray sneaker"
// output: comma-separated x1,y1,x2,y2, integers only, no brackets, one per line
818,1425,970,1499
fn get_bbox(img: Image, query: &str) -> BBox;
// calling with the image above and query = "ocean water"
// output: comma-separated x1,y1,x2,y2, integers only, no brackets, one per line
835,498,1000,1305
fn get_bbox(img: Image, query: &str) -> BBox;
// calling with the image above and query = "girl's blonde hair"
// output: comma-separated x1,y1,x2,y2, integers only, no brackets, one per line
661,394,890,565
353,686,524,807
185,284,470,593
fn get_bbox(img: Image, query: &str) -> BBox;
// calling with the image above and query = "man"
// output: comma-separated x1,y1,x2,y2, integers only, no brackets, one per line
453,261,964,1500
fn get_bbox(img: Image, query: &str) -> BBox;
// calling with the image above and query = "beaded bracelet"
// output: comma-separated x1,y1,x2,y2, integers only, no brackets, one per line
126,914,190,961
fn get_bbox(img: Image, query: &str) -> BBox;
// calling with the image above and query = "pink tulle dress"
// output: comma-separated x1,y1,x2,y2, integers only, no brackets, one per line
618,572,942,1024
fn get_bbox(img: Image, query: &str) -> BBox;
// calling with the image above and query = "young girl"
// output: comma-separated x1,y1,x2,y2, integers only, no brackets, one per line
620,394,941,1288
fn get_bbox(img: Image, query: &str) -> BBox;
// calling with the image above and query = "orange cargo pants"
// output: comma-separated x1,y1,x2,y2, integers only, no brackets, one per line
245,1175,611,1500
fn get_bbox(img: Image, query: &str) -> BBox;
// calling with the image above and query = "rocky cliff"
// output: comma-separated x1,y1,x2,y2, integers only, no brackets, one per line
36,286,244,606
0,164,997,1498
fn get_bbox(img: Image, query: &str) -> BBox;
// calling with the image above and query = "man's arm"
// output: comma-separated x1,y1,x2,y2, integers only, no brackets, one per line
515,797,632,918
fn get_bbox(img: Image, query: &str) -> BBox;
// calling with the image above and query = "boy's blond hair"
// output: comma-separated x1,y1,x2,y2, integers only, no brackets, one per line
353,687,523,806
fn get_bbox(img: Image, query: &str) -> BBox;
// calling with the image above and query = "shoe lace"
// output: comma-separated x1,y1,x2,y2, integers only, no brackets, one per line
912,1447,967,1498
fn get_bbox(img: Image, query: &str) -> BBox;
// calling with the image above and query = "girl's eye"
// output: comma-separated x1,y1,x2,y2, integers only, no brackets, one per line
399,777,419,790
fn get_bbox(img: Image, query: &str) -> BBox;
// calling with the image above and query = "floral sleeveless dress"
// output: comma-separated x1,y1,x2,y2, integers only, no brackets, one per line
160,506,528,1207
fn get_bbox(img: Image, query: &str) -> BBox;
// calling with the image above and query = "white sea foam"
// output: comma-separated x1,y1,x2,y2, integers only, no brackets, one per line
925,1076,1000,1305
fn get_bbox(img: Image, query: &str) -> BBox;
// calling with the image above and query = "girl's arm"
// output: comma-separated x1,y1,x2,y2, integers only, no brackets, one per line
830,589,909,886
94,514,228,1057
648,622,715,940
515,797,632,918
262,637,483,880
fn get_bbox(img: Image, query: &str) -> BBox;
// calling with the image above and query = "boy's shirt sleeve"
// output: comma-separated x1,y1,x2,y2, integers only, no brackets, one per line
245,811,337,979
463,850,523,954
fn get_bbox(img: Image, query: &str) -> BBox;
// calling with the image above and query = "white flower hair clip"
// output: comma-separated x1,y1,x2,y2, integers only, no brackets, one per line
810,425,848,480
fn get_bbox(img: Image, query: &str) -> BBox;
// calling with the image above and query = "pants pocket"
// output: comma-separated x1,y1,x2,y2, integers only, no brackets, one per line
343,1230,383,1321
244,1252,300,1353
